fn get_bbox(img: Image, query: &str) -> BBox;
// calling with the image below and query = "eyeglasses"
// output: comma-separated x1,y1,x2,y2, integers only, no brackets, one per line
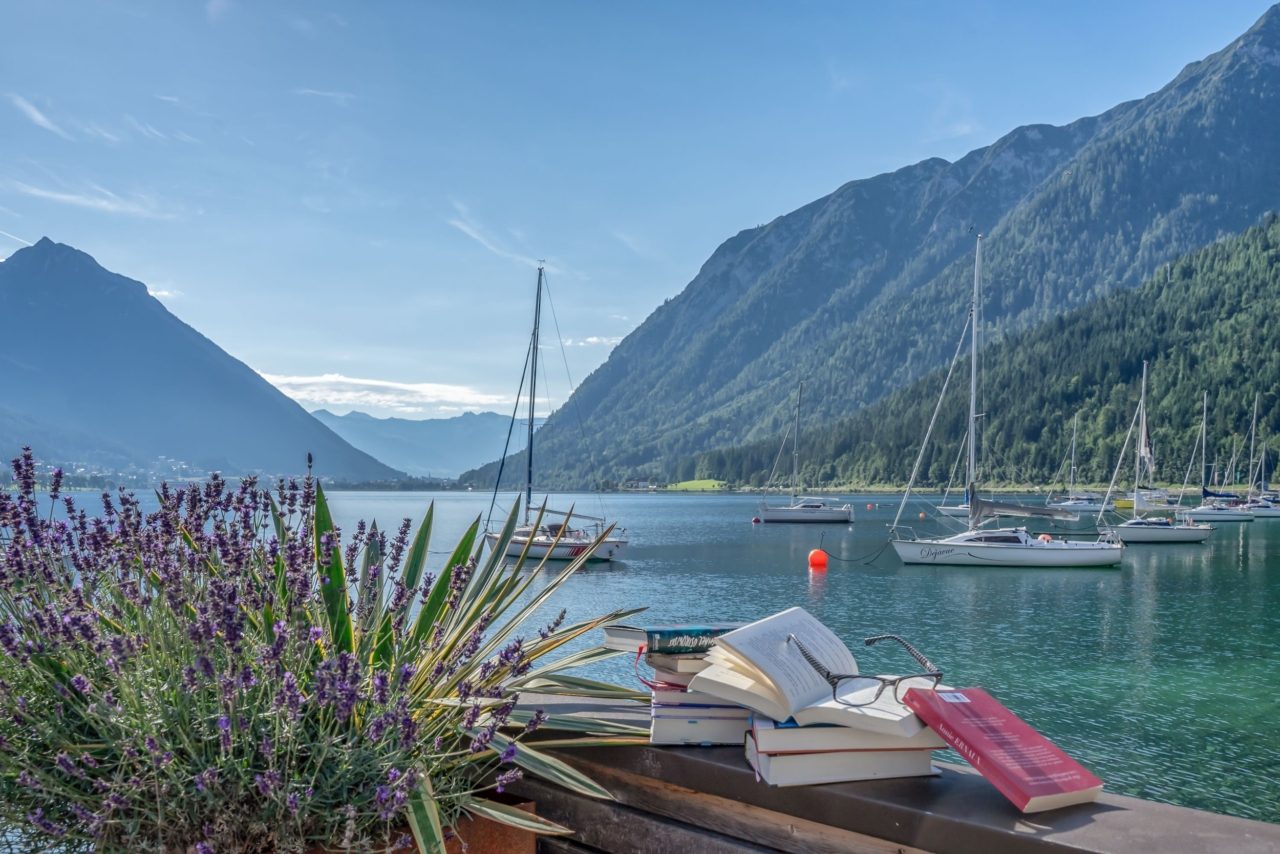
787,633,943,707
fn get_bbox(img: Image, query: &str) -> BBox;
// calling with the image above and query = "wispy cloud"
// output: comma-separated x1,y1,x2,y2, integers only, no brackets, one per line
921,82,982,145
82,123,122,143
562,336,623,348
0,230,33,247
260,372,509,416
147,286,182,299
9,95,72,140
11,181,171,219
154,94,182,105
206,0,232,22
447,201,555,272
126,115,168,141
294,88,356,106
610,228,654,259
825,59,863,94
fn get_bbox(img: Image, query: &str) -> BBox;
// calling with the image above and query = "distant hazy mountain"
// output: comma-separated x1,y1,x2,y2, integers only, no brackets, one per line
503,5,1280,488
0,238,402,481
312,409,540,479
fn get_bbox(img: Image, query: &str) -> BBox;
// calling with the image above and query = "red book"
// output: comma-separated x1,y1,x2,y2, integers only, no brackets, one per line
902,687,1103,813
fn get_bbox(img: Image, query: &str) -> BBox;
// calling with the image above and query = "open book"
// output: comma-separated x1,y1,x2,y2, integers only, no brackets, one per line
686,607,925,737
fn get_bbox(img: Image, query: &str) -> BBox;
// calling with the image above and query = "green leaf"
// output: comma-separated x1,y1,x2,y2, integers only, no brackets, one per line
411,516,479,646
488,732,613,800
407,771,447,854
401,503,435,593
464,798,572,836
515,675,650,701
505,710,650,736
314,484,354,654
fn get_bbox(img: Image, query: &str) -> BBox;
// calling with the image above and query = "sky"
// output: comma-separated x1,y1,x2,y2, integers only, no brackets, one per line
2,1,1275,420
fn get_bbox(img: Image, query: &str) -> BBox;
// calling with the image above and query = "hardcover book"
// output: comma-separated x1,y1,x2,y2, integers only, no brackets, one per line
745,732,938,787
651,706,751,746
750,715,945,754
902,687,1103,813
602,622,741,654
686,607,924,737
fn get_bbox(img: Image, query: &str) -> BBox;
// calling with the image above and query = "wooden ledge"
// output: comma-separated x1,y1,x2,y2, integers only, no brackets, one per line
514,696,1280,854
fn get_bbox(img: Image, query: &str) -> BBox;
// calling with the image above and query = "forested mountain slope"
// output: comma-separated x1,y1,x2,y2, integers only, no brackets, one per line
677,215,1280,489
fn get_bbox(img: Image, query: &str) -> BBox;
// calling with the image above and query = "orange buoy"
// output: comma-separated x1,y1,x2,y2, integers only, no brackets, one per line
918,511,927,519
808,549,829,570
1037,533,1053,543
866,503,873,511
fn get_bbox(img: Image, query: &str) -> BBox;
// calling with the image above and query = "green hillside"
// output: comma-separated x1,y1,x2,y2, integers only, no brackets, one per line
678,215,1280,489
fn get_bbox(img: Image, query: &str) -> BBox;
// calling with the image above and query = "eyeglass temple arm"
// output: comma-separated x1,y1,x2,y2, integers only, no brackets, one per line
864,634,940,674
787,634,835,681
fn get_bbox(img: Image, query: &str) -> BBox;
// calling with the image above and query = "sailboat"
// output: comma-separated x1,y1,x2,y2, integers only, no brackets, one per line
483,265,628,561
1098,362,1212,543
757,382,853,523
1184,392,1253,523
1240,395,1280,518
1046,413,1110,513
890,235,1124,567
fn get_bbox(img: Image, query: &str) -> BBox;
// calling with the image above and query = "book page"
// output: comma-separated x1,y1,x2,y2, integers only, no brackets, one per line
714,608,858,716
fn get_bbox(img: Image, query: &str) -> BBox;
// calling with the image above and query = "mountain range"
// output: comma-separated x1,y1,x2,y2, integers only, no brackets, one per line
312,409,539,479
485,5,1280,488
0,239,401,482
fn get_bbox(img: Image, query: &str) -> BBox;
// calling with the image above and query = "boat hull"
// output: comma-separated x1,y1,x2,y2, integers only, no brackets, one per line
483,532,627,562
1099,524,1212,543
758,504,852,523
891,538,1123,567
1183,506,1254,522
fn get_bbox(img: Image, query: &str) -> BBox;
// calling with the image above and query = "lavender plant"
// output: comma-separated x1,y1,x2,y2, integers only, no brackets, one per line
0,449,647,852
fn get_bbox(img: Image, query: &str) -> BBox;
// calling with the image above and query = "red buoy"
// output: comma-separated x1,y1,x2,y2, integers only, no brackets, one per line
808,549,829,570
752,516,762,524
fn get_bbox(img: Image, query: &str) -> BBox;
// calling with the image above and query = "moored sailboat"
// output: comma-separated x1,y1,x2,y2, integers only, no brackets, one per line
757,382,852,523
483,265,628,561
1098,362,1212,544
890,235,1123,568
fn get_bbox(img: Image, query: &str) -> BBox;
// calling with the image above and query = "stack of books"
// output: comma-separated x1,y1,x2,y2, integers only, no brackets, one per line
603,622,750,746
679,607,1104,809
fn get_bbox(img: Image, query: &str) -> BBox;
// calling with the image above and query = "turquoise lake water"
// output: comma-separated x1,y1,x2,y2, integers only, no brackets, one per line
328,490,1280,825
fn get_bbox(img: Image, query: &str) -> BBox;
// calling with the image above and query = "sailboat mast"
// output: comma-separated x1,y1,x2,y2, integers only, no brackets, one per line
1248,393,1259,498
1135,361,1147,509
525,266,544,524
1069,412,1078,497
1200,391,1208,489
968,235,981,495
792,381,803,502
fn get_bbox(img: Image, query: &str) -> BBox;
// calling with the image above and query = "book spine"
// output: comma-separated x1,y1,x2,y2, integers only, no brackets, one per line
645,631,724,655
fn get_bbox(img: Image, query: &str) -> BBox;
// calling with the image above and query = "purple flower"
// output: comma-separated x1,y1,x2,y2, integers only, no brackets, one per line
500,742,518,763
495,768,523,793
70,674,91,694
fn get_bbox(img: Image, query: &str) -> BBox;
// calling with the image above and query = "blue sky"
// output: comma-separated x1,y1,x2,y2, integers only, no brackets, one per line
2,1,1273,419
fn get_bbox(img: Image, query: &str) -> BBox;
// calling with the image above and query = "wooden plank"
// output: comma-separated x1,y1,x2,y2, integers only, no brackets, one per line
546,757,933,854
516,778,777,854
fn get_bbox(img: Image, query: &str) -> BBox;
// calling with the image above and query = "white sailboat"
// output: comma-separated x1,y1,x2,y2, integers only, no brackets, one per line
1098,362,1212,544
1047,413,1111,513
1184,392,1253,523
1240,396,1280,518
891,235,1124,568
757,382,853,523
483,265,628,561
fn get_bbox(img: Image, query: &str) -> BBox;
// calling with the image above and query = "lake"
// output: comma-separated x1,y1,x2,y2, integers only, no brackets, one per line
327,489,1280,824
